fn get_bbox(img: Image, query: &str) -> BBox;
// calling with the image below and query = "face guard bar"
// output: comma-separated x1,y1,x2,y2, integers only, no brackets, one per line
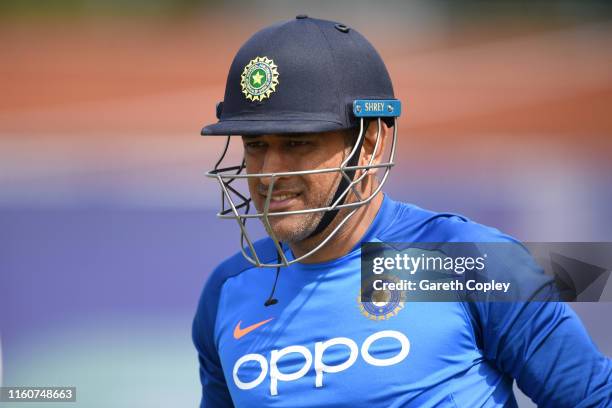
205,99,401,268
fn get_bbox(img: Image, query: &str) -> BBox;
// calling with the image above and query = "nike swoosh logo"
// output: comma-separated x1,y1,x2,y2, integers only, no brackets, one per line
233,318,274,340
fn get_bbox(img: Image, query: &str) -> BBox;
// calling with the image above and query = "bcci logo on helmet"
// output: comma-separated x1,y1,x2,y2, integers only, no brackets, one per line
358,276,406,320
240,56,279,102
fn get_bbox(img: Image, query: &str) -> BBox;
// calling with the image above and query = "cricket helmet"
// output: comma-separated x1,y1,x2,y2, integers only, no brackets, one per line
201,16,401,267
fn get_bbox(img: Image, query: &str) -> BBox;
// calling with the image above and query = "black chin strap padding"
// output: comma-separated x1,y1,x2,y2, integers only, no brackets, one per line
264,297,278,307
306,124,367,240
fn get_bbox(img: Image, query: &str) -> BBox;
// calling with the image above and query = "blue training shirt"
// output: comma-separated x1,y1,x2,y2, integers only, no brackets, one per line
193,194,612,407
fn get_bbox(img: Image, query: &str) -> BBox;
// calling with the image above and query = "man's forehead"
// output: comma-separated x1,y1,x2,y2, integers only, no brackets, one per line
242,133,322,139
241,130,350,140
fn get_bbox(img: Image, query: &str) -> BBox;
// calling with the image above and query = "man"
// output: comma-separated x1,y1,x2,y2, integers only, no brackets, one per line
193,16,612,407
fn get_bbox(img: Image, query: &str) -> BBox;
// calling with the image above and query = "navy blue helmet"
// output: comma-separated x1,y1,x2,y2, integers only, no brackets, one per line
201,16,401,268
202,15,398,136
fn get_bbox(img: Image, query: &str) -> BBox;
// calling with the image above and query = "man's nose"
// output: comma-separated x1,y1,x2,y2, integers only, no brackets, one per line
259,146,289,186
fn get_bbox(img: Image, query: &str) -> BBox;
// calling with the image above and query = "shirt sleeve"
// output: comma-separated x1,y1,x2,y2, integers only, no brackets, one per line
192,267,235,408
466,244,612,407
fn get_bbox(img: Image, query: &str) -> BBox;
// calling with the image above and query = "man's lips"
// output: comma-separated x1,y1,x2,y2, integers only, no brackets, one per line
259,191,301,211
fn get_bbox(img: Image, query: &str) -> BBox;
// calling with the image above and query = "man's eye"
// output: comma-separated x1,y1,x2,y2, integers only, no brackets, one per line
245,141,265,148
287,140,310,147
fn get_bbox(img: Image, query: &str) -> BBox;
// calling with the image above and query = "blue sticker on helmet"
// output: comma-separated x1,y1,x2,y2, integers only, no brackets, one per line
353,99,401,118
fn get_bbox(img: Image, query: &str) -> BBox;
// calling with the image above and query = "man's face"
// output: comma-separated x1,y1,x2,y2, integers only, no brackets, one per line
242,130,352,243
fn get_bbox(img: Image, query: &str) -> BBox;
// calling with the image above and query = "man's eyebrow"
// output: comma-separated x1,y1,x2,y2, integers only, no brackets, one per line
242,133,314,139
279,133,314,139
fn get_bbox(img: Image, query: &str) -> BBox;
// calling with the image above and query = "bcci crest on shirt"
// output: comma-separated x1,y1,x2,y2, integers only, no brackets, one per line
358,276,406,320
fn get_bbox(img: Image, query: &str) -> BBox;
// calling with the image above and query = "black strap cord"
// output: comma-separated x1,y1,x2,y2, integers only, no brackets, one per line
264,247,282,306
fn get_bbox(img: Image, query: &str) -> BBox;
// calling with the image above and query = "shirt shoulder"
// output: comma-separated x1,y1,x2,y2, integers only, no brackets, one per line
192,237,277,352
376,198,519,244
208,238,277,291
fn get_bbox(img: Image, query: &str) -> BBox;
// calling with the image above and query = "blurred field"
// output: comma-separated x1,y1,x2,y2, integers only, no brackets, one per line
1,13,611,215
1,2,612,407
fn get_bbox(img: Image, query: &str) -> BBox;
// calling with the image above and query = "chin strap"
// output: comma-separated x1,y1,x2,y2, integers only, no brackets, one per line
305,124,367,240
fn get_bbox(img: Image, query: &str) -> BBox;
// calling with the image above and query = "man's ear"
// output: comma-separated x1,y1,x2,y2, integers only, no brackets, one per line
360,119,390,166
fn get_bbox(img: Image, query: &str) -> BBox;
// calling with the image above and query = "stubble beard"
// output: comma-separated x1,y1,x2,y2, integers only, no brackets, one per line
265,189,335,244
262,177,341,244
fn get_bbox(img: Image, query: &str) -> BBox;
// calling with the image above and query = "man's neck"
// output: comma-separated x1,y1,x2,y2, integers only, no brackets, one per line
289,191,384,264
